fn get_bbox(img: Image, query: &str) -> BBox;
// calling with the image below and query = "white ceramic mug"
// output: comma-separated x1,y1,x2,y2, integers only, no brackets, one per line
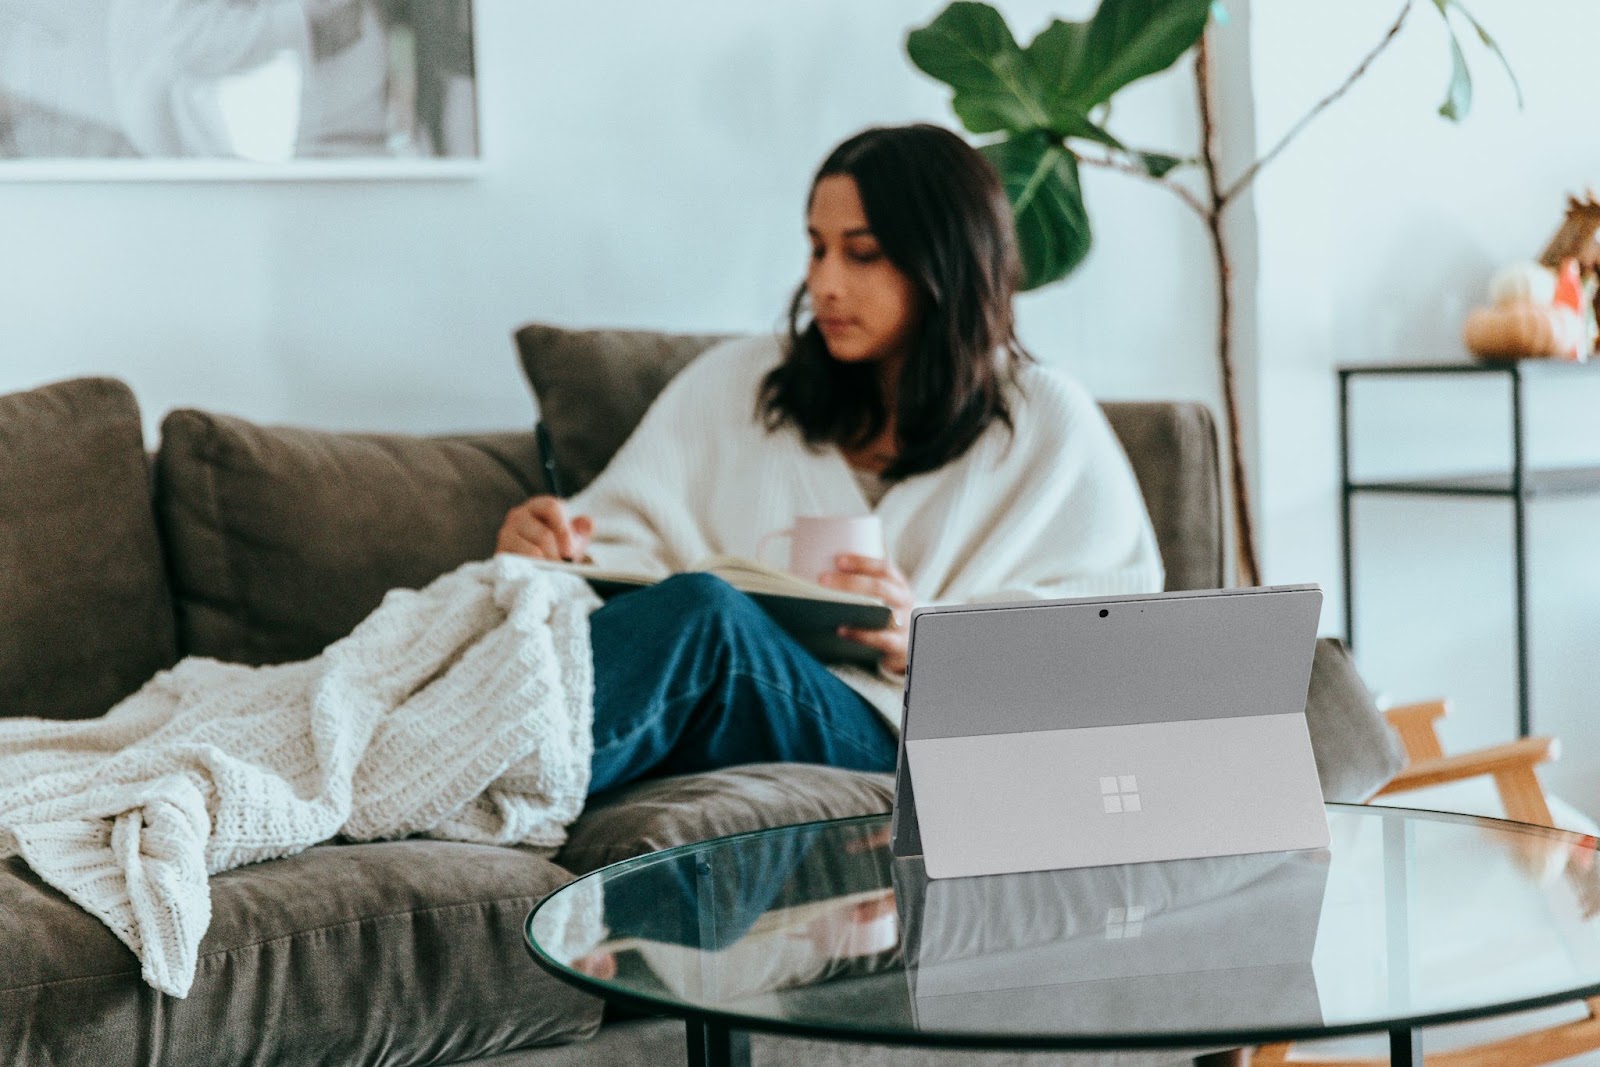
757,514,886,584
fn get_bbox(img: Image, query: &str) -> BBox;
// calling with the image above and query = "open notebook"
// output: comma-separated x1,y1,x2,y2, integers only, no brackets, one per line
532,556,893,668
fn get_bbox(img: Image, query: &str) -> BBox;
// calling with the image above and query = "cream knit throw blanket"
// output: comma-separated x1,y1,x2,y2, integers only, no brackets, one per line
0,555,600,998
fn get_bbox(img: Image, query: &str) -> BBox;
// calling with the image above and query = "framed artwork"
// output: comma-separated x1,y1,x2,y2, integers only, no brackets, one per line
0,0,480,180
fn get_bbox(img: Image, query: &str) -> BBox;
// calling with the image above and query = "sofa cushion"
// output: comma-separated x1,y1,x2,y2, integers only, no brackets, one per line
514,324,1224,591
1305,638,1407,803
0,377,177,720
1101,401,1224,591
557,763,895,875
0,840,601,1067
155,413,544,664
514,323,731,495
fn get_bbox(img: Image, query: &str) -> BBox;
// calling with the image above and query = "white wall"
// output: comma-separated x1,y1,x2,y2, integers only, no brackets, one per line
0,0,1223,443
1251,0,1600,811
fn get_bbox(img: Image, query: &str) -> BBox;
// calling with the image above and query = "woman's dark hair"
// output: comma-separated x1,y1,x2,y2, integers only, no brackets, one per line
758,123,1032,480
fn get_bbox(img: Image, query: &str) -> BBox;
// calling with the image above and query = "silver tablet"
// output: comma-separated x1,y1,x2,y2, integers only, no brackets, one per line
891,585,1329,879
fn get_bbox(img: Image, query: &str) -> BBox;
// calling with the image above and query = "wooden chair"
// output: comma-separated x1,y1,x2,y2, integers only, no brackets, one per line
1249,699,1600,1067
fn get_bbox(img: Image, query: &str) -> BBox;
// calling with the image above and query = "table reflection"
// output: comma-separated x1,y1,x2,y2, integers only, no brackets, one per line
895,849,1329,1033
569,821,902,1005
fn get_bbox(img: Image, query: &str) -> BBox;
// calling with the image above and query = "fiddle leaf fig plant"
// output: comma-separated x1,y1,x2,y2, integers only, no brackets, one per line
907,0,1211,287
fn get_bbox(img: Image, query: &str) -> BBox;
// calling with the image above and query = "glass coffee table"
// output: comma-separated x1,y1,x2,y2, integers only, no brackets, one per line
527,806,1600,1067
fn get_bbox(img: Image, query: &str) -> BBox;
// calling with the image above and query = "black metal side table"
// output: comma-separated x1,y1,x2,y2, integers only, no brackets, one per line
1338,359,1600,738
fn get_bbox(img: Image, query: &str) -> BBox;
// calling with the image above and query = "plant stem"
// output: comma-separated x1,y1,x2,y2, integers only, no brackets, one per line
1076,152,1209,218
1195,33,1261,588
1222,0,1415,203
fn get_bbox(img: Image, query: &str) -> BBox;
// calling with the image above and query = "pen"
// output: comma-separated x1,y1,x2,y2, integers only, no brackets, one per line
535,422,565,498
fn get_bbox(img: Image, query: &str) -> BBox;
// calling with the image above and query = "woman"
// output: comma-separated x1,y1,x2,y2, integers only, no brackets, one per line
498,124,1163,795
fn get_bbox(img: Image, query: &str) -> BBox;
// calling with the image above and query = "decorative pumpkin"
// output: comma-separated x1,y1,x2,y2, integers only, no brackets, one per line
1464,300,1585,360
1488,261,1558,307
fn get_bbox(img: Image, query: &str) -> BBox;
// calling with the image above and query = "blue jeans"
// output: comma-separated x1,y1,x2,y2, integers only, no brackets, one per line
586,573,899,795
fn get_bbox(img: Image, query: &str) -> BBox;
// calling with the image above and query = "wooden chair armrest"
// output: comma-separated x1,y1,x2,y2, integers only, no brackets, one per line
1377,736,1559,795
1383,699,1449,761
1375,735,1560,827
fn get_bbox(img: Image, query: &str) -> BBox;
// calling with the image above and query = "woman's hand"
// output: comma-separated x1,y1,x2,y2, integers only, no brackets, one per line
496,495,594,561
823,554,915,675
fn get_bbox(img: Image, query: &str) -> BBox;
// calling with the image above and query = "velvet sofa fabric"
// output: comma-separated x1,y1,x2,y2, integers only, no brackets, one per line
0,842,601,1067
154,411,546,665
559,763,896,875
1098,402,1225,592
0,377,177,721
513,324,1224,593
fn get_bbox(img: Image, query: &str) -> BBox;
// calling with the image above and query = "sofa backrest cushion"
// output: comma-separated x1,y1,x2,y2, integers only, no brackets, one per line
514,322,732,494
515,323,1224,591
0,378,178,720
1100,401,1224,591
155,413,544,664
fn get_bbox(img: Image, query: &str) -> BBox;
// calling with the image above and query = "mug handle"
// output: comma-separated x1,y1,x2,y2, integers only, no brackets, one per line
755,528,792,569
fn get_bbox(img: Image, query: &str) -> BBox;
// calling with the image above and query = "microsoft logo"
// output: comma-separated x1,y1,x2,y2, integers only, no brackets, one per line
1100,775,1141,813
1105,905,1146,939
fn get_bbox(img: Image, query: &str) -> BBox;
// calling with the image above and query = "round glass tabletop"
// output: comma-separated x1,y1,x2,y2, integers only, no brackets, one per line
526,805,1600,1050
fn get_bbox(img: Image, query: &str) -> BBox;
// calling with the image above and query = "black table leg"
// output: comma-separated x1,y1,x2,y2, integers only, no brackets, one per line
686,1019,751,1067
1389,1026,1421,1066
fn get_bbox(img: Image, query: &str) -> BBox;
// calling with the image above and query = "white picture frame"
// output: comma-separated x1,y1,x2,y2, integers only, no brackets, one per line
0,0,482,181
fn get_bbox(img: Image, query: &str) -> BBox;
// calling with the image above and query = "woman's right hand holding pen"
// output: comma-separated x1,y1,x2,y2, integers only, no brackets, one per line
497,495,594,561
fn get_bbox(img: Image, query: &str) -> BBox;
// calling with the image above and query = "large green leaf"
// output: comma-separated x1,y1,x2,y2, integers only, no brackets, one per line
1025,18,1091,102
905,2,1022,91
907,3,1052,134
1069,0,1213,108
981,133,1092,289
952,91,1039,137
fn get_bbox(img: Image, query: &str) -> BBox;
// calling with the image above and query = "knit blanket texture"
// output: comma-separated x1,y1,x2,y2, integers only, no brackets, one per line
0,556,600,997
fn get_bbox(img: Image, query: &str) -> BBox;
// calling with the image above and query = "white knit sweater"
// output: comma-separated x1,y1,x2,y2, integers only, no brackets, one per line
0,558,600,998
569,335,1165,724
